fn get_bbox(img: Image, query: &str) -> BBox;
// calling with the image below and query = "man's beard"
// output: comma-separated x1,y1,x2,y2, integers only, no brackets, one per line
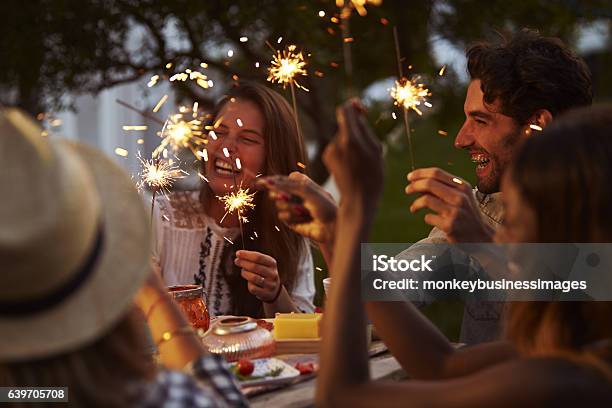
476,158,502,194
476,128,522,194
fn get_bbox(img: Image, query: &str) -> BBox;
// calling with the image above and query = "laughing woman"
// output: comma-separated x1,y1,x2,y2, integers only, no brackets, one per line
153,82,315,318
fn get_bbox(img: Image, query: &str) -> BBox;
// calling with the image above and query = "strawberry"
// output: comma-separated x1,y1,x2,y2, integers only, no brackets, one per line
294,362,315,375
236,358,255,376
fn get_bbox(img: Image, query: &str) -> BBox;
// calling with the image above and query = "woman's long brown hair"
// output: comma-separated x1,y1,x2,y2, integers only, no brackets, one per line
504,105,612,379
201,82,308,317
0,308,155,407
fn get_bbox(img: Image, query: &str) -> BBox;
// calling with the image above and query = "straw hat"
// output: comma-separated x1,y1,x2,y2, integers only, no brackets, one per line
0,108,151,361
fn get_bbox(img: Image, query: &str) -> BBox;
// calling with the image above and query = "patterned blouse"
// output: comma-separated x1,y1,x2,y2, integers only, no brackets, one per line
153,191,315,317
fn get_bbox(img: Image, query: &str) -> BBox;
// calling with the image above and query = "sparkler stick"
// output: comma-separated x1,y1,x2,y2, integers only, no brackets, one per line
230,155,246,249
336,1,382,95
340,5,354,90
153,110,207,159
393,26,414,171
267,43,308,158
116,99,165,125
217,183,256,251
289,82,303,155
137,154,186,226
390,26,431,171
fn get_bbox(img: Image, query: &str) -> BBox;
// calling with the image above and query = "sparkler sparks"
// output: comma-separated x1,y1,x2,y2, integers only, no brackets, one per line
217,187,256,224
169,68,213,90
122,125,148,131
336,0,382,16
137,155,185,197
390,77,431,116
137,154,187,226
115,147,129,157
153,110,207,159
153,95,169,113
267,43,309,160
267,45,308,91
147,75,160,87
198,149,209,161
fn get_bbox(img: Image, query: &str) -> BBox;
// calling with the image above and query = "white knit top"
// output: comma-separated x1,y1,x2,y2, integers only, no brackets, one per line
152,191,315,317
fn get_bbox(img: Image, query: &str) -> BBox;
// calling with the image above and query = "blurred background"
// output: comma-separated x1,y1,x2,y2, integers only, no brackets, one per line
2,0,610,339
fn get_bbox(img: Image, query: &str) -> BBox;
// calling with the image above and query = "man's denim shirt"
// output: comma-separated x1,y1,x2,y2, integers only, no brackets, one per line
396,189,505,345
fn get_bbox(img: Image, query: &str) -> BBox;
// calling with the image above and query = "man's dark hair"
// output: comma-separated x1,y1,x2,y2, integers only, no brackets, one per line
467,29,592,124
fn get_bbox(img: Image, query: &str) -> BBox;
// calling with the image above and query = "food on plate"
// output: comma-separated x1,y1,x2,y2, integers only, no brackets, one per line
256,319,274,331
236,358,255,376
294,362,315,375
229,358,284,381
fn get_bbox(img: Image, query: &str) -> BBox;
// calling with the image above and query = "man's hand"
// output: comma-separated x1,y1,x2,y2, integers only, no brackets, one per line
406,167,494,243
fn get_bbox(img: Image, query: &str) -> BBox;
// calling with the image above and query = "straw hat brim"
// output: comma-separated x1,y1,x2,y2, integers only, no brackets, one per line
0,141,151,361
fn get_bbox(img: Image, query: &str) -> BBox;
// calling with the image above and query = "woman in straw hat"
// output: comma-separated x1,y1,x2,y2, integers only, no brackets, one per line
0,108,247,407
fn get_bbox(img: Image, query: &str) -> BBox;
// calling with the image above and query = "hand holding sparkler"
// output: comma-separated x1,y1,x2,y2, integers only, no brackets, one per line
405,167,494,243
234,250,283,303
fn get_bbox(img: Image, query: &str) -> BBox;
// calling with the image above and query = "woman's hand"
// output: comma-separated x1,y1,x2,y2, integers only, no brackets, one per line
323,100,384,211
235,250,282,302
257,172,337,245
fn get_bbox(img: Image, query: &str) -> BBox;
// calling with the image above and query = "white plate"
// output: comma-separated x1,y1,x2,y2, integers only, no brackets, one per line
231,357,300,388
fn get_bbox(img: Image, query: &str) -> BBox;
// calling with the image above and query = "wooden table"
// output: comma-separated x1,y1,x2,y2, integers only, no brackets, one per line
250,351,406,408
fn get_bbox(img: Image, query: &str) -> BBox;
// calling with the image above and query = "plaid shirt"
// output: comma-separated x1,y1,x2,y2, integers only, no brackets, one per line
136,354,248,407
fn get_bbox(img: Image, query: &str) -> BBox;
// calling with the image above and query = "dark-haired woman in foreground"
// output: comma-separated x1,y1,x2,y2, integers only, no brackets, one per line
264,103,612,406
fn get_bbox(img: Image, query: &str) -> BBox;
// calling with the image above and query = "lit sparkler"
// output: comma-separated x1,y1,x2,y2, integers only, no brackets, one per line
336,0,382,92
137,154,186,224
137,156,185,197
390,26,432,171
267,44,308,91
217,151,257,249
336,0,382,16
267,43,308,159
217,187,256,225
169,68,213,90
390,77,431,116
153,108,207,160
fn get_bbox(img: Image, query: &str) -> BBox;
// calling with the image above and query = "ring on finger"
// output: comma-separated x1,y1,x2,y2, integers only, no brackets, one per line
259,276,265,286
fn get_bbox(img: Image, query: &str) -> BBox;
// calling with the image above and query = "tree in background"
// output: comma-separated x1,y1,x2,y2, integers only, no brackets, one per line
0,0,609,183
